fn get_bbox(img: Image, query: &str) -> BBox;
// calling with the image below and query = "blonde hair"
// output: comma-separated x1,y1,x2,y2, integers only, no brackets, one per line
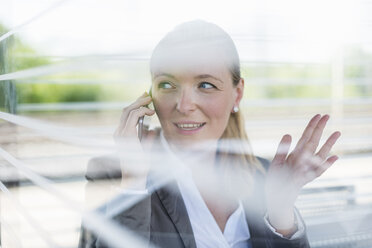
217,57,265,194
218,111,265,196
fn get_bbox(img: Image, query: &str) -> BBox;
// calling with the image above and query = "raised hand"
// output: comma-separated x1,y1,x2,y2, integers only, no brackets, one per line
265,114,341,234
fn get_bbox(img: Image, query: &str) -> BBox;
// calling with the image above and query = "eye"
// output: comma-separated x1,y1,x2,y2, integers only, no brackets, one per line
158,82,173,89
199,82,216,89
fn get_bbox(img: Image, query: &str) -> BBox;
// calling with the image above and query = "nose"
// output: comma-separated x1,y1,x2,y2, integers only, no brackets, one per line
176,88,196,114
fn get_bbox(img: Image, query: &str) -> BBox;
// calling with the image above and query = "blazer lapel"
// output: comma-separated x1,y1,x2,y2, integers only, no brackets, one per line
156,181,197,248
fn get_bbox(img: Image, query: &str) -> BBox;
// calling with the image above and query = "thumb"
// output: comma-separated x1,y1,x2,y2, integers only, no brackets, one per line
272,134,292,167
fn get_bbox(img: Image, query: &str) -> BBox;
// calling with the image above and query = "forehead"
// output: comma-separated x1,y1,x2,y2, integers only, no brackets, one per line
151,45,231,80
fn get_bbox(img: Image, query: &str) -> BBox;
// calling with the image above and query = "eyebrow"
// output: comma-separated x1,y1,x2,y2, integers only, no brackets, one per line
153,72,223,84
195,74,224,84
153,72,176,79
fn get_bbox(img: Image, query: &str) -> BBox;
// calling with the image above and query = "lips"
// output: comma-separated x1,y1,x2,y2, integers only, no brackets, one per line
174,122,206,131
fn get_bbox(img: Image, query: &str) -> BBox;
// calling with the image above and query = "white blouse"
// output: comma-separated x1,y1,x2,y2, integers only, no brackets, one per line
177,167,251,248
159,133,250,247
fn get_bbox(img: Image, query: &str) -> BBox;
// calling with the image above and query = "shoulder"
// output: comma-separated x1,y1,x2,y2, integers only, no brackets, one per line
249,156,270,199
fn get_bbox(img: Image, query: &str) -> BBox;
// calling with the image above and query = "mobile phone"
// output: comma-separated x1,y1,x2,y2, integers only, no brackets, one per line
138,87,153,141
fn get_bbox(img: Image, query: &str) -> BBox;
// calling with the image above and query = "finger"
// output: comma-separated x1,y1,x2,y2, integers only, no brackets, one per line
119,93,152,121
118,95,152,130
316,131,341,160
302,114,330,154
293,114,321,152
272,134,292,167
315,155,339,176
127,92,152,112
121,107,155,136
120,96,152,121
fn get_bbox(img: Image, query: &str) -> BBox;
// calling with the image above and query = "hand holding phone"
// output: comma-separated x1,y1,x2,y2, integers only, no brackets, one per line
114,91,154,141
138,88,153,141
113,90,155,183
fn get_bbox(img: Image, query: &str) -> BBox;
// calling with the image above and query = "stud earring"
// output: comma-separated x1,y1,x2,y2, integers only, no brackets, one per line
233,106,239,113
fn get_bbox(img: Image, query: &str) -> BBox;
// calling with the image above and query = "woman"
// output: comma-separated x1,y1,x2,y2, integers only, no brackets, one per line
80,20,341,248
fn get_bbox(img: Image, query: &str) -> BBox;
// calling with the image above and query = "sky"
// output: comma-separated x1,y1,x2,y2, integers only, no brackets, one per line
0,0,371,62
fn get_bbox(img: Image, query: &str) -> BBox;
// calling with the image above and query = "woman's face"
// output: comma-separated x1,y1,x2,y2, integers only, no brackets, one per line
151,55,244,148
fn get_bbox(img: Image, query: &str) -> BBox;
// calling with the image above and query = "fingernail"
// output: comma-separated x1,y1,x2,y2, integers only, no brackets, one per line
283,134,291,139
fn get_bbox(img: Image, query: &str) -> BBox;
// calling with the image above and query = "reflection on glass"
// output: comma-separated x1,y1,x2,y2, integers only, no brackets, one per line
0,1,371,248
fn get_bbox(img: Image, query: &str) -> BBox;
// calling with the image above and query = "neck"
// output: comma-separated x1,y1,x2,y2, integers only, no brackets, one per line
168,139,218,166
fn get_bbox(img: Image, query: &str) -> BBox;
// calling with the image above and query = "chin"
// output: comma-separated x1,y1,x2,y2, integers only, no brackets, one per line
168,134,219,151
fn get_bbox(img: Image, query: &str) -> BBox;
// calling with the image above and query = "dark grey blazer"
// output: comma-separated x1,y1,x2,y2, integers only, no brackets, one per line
79,156,310,248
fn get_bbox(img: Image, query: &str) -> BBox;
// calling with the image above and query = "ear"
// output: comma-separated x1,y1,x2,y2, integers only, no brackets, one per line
233,78,244,107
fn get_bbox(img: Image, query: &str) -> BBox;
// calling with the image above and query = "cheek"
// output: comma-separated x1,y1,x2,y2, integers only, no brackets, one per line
202,95,233,122
153,95,174,121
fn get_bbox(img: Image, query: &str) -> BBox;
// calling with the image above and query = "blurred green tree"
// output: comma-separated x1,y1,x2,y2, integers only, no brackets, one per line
0,24,17,113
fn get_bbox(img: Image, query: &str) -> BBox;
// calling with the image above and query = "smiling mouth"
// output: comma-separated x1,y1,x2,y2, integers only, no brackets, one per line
175,122,206,131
